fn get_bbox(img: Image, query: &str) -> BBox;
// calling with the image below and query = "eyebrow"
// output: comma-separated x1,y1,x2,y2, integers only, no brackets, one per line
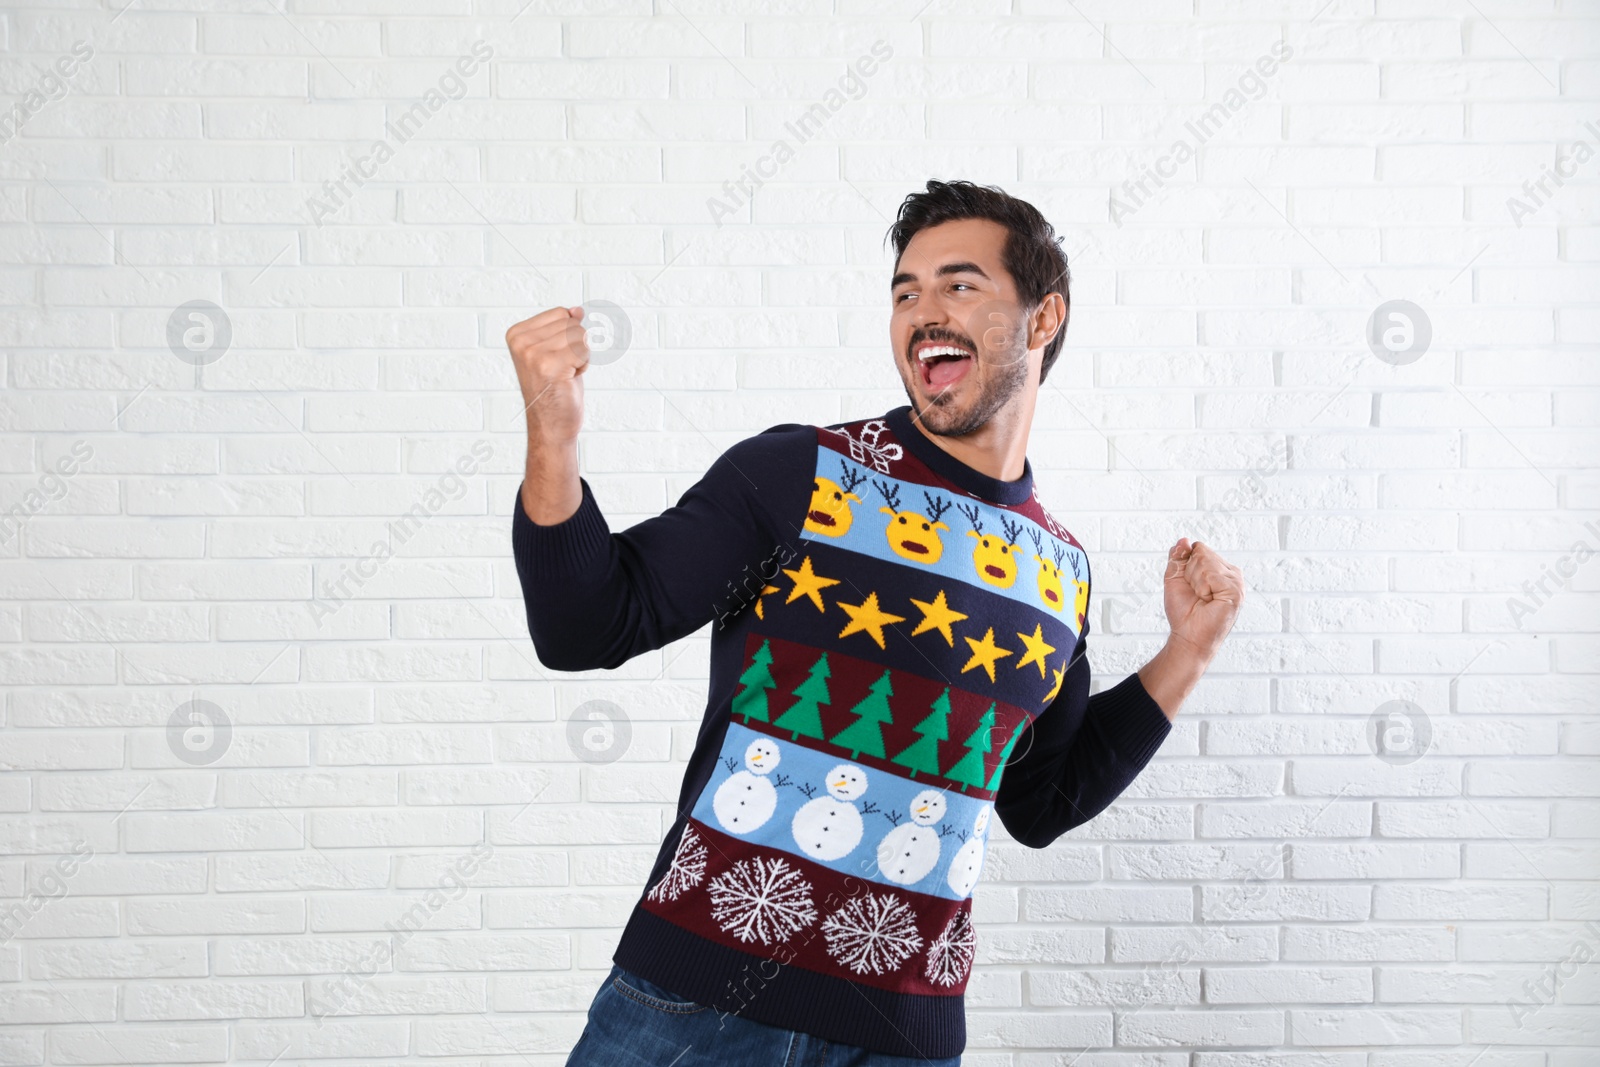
890,261,992,290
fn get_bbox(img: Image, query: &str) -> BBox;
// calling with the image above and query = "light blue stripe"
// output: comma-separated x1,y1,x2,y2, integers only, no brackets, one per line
691,721,993,902
801,448,1087,630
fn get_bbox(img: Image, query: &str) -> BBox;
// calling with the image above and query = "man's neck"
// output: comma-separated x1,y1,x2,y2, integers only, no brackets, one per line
904,395,1035,484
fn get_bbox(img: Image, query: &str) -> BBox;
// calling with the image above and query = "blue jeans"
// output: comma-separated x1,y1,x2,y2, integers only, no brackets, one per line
564,963,963,1066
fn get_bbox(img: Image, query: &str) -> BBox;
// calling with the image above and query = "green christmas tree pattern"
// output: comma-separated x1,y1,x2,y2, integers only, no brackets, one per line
891,686,951,780
772,652,831,741
945,702,997,793
985,716,1029,792
829,669,895,759
731,640,777,724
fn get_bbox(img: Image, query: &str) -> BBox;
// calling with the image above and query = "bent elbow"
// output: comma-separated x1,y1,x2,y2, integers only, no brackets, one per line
994,805,1053,851
527,632,599,673
528,628,629,673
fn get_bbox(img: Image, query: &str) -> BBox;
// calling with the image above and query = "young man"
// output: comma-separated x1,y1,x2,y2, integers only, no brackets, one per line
509,180,1245,1066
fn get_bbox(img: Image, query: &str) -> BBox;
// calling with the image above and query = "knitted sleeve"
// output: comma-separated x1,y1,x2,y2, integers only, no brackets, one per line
991,617,1174,849
510,423,816,672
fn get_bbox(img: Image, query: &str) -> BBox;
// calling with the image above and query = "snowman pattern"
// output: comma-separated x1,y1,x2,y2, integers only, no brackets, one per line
876,789,948,885
791,763,868,861
945,806,992,897
712,737,782,835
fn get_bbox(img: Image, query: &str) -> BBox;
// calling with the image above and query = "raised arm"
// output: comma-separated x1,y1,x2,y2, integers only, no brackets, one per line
992,624,1173,849
507,305,588,526
993,537,1245,849
510,429,811,672
1136,538,1246,719
505,306,815,672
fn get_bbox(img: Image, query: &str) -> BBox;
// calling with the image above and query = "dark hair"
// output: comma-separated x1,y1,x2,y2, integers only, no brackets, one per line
885,179,1071,383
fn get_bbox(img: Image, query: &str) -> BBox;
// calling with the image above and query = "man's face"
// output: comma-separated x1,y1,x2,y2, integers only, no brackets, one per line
889,217,1043,438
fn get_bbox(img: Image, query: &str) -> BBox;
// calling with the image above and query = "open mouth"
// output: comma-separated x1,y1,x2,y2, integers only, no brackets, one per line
984,564,1006,579
915,341,975,391
808,509,836,526
1045,589,1059,603
898,540,929,555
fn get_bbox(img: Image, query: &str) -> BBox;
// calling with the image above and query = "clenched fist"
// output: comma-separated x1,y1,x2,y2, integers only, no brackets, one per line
1163,538,1245,661
506,305,589,445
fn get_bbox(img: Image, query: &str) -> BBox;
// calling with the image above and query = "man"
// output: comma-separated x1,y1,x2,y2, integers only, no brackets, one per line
509,179,1245,1065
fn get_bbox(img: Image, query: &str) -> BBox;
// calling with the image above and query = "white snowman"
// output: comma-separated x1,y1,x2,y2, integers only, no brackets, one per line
712,737,781,835
876,789,947,885
791,763,868,861
945,806,991,897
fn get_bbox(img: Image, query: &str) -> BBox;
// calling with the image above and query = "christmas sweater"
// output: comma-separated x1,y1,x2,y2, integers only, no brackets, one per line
511,405,1172,1059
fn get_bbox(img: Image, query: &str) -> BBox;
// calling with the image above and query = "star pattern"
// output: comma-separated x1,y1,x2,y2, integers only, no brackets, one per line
762,498,1079,706
960,627,1012,684
1014,623,1056,679
836,592,906,650
1043,657,1066,703
783,555,840,612
908,590,967,647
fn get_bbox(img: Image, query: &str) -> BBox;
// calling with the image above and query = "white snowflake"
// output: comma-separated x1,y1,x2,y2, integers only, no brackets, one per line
646,822,707,903
924,907,976,988
707,855,817,944
821,891,924,976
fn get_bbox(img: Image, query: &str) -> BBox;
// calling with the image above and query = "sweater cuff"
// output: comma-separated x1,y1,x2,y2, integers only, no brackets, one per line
1087,671,1173,767
510,477,612,580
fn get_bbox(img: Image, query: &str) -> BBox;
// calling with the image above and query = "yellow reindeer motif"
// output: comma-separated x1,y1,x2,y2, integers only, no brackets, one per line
1067,551,1089,628
1026,528,1066,612
957,503,1023,589
875,480,953,564
805,461,868,538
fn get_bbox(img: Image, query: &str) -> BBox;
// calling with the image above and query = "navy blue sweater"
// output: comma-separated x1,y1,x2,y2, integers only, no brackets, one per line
512,406,1172,1058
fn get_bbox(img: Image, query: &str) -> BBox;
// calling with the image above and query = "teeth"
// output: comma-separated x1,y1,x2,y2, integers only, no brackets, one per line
917,345,971,362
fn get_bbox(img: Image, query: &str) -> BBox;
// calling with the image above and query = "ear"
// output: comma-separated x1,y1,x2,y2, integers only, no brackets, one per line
846,493,863,503
879,506,895,516
967,530,981,540
933,521,949,532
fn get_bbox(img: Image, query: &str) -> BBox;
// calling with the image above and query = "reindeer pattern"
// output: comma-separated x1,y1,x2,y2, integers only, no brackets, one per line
801,439,1089,632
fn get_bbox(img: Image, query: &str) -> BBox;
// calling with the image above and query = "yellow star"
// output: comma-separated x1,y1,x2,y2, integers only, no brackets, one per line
1043,657,1066,703
836,591,906,650
783,556,840,612
908,590,968,647
961,626,1013,684
753,584,781,620
1014,623,1057,680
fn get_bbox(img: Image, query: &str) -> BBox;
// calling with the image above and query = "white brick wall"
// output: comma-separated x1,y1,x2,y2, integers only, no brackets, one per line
1,1,1596,1063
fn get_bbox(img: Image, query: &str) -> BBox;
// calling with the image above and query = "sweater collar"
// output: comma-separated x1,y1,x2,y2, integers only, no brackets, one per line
882,404,1035,506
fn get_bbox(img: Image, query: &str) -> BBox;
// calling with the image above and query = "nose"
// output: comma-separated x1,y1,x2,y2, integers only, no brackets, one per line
910,293,949,334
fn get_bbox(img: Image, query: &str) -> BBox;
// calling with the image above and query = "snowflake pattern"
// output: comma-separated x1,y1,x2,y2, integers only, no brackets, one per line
646,822,708,904
821,891,924,976
924,907,976,987
708,855,818,944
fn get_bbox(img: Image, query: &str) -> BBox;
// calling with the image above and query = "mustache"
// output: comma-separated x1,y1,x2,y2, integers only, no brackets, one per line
907,328,977,358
